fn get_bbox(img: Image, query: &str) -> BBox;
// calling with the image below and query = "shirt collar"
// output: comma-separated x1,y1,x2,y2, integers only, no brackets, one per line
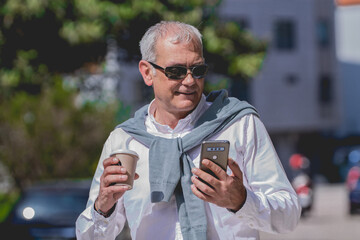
147,94,207,134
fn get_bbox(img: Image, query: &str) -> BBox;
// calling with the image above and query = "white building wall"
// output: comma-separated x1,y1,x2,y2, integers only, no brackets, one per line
218,0,341,133
335,5,360,136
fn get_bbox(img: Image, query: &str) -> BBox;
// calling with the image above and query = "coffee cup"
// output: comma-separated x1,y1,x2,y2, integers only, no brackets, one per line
110,149,139,189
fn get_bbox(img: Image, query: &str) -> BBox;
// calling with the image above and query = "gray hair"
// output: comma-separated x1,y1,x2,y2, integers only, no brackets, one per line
139,21,203,63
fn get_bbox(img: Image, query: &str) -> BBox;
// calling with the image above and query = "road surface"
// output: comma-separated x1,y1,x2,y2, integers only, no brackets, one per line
260,184,360,240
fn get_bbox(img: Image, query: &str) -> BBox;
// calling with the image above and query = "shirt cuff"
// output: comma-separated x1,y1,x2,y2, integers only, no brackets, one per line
94,202,116,218
92,202,118,227
228,188,258,217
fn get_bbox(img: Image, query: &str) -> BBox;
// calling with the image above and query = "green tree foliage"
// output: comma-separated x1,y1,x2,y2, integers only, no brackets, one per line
0,0,266,80
0,75,125,189
0,0,266,190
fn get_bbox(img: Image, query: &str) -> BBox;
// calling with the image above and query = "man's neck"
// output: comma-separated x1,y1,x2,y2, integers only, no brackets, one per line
153,108,190,129
149,95,205,130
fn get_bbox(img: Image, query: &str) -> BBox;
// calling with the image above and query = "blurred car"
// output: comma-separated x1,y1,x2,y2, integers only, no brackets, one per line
350,179,360,215
333,145,360,182
347,166,360,215
0,179,91,240
335,146,360,215
289,154,313,217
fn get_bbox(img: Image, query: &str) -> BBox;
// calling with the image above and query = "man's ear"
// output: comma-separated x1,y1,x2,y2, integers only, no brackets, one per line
139,60,153,86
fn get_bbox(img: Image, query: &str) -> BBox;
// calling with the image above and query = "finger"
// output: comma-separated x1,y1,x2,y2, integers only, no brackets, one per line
191,176,216,196
192,168,219,190
134,173,140,180
107,185,131,203
191,183,211,201
104,174,128,187
111,184,131,192
103,156,120,168
228,158,243,180
201,159,227,180
104,164,125,174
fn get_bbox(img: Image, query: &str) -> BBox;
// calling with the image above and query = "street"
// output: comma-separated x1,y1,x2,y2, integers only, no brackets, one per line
260,184,360,240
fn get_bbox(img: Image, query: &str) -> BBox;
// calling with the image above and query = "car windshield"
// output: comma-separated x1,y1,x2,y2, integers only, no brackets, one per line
14,189,89,225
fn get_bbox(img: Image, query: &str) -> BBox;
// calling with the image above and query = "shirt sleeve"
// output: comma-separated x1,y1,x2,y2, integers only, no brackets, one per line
75,131,128,240
235,114,301,233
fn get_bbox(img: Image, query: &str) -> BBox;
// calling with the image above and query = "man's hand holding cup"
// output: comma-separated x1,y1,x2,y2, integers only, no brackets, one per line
95,150,139,216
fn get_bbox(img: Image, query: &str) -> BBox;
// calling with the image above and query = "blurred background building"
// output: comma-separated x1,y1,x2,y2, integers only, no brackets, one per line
216,0,360,181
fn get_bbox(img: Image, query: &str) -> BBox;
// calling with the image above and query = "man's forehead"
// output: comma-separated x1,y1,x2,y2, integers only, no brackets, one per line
156,35,202,54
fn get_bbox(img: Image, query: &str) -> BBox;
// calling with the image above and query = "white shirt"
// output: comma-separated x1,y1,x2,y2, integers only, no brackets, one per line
76,95,301,240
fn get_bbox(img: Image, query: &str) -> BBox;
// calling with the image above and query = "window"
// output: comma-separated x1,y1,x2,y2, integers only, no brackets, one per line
318,75,332,104
317,20,330,47
274,20,296,50
284,74,299,86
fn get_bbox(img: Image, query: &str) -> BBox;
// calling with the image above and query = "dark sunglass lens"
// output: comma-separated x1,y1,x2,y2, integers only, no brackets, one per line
192,65,208,78
165,66,187,79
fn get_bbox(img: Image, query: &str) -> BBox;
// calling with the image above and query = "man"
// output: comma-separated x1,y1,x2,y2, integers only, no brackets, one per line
76,21,301,240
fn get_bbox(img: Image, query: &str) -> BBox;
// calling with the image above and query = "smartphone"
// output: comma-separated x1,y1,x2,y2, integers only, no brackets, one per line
199,140,230,179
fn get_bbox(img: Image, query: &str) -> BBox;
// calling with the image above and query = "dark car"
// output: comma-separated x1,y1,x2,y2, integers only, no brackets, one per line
348,165,360,215
1,179,91,240
350,180,360,214
333,145,360,182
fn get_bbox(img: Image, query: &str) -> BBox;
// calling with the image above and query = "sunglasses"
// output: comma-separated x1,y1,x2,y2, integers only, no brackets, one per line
148,62,208,80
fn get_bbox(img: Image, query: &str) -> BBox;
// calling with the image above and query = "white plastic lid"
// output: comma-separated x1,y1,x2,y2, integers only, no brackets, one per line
110,149,139,160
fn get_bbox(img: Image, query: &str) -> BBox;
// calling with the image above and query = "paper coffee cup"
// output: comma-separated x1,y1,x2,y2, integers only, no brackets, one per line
110,149,139,189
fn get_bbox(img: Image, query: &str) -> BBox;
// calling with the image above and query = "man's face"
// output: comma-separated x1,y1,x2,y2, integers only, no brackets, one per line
151,37,205,119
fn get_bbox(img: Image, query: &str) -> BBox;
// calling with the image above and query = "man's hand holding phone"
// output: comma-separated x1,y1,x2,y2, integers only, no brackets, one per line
191,157,247,212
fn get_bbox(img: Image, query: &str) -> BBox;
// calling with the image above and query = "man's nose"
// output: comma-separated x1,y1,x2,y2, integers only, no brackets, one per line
182,71,196,86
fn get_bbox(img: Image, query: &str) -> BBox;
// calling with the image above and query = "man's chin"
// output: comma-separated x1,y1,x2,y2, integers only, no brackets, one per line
173,100,199,113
